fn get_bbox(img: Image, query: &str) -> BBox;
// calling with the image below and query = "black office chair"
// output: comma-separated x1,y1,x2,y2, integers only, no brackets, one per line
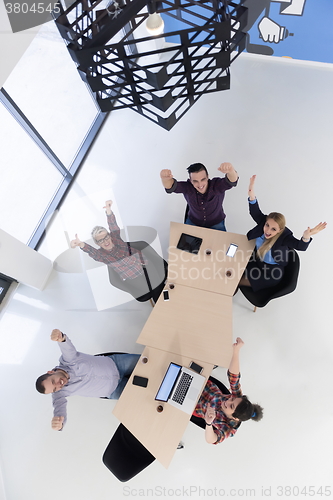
239,248,300,311
102,423,155,482
95,352,124,357
184,204,190,223
190,376,235,429
107,241,168,303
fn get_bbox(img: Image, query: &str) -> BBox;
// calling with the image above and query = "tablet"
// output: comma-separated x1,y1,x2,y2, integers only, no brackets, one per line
177,233,203,254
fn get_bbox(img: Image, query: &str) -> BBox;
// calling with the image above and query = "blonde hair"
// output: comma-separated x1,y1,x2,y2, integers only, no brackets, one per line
256,212,286,260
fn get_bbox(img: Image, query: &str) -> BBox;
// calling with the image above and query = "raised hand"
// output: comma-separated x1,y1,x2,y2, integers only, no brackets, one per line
160,169,174,189
51,329,64,342
232,337,244,351
70,234,84,249
218,162,238,182
51,416,64,431
103,200,113,214
303,222,327,240
248,175,256,200
160,169,173,180
218,162,234,174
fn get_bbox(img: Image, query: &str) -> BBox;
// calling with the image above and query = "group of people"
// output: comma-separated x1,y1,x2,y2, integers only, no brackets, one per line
36,161,326,445
161,163,326,291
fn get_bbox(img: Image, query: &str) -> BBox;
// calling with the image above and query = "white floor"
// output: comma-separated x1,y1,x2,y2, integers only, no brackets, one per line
0,53,333,500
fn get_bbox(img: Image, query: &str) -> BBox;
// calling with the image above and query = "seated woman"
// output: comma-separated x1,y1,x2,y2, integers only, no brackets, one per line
239,175,327,291
70,200,167,303
193,337,263,444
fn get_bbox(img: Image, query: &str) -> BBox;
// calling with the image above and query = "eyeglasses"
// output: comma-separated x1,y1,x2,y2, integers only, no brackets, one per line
96,233,111,245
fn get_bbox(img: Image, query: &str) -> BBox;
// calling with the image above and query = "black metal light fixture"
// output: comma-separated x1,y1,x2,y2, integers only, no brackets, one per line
55,0,247,130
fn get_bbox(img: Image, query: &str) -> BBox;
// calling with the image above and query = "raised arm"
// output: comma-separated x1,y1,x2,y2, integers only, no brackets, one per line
160,169,175,190
248,174,256,201
51,329,78,365
218,162,238,183
103,199,113,216
50,329,69,431
103,200,122,238
51,416,64,431
247,175,266,226
302,222,327,242
52,393,68,431
229,337,244,375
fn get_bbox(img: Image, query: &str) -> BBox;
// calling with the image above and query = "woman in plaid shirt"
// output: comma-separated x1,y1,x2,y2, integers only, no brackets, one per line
193,338,263,444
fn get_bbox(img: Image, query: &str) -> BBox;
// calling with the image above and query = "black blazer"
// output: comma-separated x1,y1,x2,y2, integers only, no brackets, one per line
246,200,311,267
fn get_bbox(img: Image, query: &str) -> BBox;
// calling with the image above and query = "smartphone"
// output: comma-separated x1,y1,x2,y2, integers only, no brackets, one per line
132,375,148,388
226,243,238,258
163,290,169,301
189,361,203,374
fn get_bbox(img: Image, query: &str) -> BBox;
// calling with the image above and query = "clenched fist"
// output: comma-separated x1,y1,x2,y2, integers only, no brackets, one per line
51,329,64,342
160,169,174,189
160,169,173,179
52,416,64,431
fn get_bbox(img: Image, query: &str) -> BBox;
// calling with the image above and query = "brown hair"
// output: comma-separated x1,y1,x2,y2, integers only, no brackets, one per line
233,396,264,422
35,373,51,394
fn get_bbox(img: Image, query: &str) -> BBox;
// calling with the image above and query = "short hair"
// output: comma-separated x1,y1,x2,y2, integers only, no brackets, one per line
91,226,108,244
232,395,264,422
35,373,51,394
187,163,208,177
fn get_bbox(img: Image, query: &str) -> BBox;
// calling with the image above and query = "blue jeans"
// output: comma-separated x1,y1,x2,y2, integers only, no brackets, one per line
185,217,226,232
107,353,140,399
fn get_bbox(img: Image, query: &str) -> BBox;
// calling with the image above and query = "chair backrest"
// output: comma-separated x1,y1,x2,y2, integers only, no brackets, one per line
184,204,190,223
107,241,167,302
271,248,300,297
102,423,155,482
240,248,300,308
94,352,125,357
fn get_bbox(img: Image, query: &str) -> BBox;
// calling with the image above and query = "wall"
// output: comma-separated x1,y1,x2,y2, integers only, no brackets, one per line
0,229,52,290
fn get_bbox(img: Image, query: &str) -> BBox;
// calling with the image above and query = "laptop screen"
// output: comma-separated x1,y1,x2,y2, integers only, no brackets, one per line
155,363,182,402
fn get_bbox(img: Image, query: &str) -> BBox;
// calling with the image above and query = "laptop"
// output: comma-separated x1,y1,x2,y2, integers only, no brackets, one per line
155,362,205,414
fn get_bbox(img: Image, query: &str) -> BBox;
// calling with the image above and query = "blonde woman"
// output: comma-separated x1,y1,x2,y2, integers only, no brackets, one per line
239,175,327,291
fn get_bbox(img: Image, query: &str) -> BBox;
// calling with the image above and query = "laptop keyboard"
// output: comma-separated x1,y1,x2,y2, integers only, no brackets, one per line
172,372,193,404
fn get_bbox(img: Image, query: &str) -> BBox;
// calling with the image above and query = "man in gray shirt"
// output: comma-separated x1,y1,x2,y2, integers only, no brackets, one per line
35,329,140,431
